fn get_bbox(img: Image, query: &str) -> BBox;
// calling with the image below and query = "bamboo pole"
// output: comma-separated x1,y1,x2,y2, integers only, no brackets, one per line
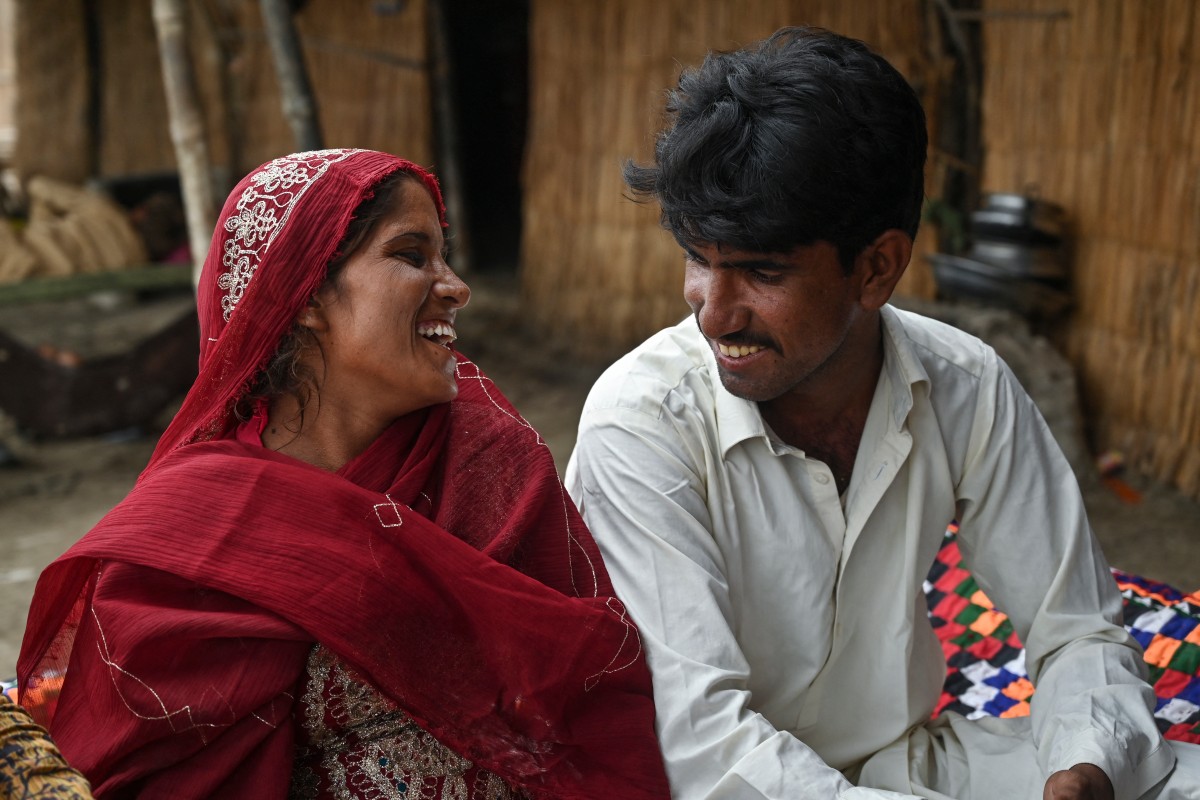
152,0,215,287
258,0,323,152
427,0,471,271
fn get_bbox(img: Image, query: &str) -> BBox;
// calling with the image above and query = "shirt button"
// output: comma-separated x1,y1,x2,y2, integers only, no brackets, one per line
814,473,831,485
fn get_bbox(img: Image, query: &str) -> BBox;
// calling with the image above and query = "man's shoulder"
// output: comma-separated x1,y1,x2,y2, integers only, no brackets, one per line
583,318,716,419
885,305,999,384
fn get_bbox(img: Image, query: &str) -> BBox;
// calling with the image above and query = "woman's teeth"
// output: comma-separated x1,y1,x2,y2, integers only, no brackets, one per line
417,321,457,347
718,343,762,358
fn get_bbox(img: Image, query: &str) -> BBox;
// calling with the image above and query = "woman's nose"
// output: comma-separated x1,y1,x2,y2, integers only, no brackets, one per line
438,265,471,308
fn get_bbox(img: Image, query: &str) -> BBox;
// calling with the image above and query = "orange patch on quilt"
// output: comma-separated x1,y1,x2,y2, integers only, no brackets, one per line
1144,635,1183,667
1000,702,1031,719
1002,677,1035,701
969,609,1006,636
969,589,994,610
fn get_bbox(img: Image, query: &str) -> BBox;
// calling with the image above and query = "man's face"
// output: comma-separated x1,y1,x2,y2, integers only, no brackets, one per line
682,239,866,403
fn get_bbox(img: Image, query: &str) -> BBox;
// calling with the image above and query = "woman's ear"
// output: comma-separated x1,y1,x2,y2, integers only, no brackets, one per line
855,229,912,311
295,294,331,332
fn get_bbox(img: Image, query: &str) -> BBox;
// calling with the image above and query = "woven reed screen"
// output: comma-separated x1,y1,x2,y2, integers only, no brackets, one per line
12,0,431,189
521,0,939,360
981,0,1200,496
229,0,433,172
12,1,90,182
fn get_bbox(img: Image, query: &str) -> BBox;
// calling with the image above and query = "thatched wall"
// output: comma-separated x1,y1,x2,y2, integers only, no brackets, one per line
0,0,16,161
228,0,434,172
13,0,432,190
12,3,91,181
981,0,1200,497
521,0,941,360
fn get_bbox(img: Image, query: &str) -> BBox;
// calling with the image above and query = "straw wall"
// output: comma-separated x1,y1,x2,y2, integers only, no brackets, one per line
0,0,16,161
12,2,90,182
228,0,434,172
13,0,432,189
981,0,1200,496
521,0,941,359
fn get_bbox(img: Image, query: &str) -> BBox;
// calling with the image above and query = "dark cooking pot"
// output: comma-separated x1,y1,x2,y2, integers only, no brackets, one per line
971,192,1065,244
927,253,1072,318
967,239,1068,280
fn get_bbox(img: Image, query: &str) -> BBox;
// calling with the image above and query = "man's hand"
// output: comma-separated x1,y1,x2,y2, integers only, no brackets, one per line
1043,763,1114,800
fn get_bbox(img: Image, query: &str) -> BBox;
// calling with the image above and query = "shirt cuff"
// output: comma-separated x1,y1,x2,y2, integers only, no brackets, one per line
1050,730,1177,800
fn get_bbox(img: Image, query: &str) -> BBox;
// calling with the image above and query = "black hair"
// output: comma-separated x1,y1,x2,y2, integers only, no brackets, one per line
235,168,418,421
624,26,928,270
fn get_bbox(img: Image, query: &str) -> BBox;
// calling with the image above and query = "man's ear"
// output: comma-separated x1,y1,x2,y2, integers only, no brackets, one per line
855,229,912,311
295,294,331,333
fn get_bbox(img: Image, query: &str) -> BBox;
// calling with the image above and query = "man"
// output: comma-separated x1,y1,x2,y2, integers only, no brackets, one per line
565,27,1199,800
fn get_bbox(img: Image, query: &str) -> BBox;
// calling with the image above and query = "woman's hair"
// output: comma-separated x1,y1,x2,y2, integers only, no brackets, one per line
624,26,928,271
234,168,419,421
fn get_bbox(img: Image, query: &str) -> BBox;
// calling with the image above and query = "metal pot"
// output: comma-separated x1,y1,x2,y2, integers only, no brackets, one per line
927,253,1072,319
971,192,1066,244
967,239,1068,281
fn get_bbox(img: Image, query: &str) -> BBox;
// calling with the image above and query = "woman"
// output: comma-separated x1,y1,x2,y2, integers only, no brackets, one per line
16,150,669,798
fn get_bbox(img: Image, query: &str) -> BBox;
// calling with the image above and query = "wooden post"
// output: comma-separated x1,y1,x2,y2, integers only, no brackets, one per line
152,0,215,287
428,0,471,271
259,0,322,152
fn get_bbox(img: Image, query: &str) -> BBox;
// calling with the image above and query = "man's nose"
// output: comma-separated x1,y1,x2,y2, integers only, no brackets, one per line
690,268,749,340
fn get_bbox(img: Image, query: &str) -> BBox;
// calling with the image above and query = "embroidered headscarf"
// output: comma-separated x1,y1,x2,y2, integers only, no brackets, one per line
18,150,669,799
155,148,448,458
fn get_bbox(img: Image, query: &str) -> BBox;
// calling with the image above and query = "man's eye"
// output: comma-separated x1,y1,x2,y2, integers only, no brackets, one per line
750,269,782,283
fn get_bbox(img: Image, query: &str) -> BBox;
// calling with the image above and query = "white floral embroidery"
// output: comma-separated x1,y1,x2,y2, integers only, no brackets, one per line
217,149,362,321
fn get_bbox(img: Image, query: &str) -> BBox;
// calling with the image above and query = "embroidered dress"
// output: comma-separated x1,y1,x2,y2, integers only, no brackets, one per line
290,646,526,800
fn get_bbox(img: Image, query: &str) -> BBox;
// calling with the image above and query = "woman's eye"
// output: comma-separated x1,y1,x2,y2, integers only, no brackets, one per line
394,250,426,267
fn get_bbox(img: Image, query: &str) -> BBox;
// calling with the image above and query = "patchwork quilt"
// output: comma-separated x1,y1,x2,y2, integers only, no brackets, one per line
926,526,1200,744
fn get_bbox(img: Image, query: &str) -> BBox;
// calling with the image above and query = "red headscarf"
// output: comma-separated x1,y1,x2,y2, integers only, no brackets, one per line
18,150,668,798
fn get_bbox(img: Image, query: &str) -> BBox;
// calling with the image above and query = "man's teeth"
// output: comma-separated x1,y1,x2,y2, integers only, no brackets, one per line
718,343,762,358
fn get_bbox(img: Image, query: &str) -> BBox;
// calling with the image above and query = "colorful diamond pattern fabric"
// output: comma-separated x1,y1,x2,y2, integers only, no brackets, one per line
925,526,1200,744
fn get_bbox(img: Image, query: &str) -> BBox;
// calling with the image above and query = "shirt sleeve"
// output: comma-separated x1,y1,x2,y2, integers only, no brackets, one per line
566,405,923,800
954,351,1177,800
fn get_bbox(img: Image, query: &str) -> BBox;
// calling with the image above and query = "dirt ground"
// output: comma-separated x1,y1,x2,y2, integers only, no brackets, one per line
0,273,1197,678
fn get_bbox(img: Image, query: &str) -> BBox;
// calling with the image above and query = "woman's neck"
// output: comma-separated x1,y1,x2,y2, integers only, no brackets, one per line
261,393,389,473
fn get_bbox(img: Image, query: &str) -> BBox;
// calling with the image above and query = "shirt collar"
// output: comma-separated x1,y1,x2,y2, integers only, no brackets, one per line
879,304,930,430
708,304,930,458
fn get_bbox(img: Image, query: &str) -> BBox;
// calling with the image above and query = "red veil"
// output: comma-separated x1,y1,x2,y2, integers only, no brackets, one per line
17,150,668,798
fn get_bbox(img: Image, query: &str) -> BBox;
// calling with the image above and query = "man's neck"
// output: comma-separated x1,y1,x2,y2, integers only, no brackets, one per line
758,315,885,491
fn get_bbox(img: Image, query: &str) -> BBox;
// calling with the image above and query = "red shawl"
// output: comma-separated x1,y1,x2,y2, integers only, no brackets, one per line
17,150,668,799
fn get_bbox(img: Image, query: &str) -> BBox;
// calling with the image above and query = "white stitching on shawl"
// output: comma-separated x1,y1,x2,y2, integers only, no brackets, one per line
453,360,633,689
454,360,600,598
88,565,295,743
91,605,229,745
373,493,406,528
584,598,644,691
217,148,362,321
454,361,545,445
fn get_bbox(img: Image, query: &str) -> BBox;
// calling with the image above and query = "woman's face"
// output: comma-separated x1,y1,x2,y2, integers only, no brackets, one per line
306,178,470,423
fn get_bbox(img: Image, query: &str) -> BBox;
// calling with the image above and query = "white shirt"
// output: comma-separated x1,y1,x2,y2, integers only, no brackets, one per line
566,306,1175,800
